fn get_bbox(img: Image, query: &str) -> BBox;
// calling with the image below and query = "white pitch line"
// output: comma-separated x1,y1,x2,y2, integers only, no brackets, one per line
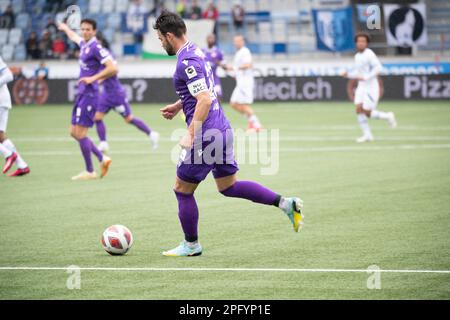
0,267,449,274
19,144,450,156
11,136,450,142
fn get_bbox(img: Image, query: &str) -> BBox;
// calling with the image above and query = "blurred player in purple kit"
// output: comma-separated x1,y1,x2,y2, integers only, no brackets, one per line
202,33,225,100
58,19,113,180
94,52,160,153
155,12,304,257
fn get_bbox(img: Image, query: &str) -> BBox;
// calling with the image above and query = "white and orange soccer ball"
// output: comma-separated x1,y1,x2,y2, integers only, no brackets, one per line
101,225,134,255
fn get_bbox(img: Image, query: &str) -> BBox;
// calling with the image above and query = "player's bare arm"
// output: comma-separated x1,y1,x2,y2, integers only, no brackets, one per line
79,59,118,85
180,91,212,149
160,99,182,120
57,22,82,45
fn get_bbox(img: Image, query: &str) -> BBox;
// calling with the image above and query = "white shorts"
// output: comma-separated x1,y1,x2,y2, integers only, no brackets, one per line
354,85,379,110
0,107,9,132
230,85,254,105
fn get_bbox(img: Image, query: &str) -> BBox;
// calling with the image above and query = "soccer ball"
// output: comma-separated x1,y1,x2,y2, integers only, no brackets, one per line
101,225,134,255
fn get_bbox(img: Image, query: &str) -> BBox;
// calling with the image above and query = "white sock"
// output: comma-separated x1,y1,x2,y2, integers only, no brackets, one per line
357,114,372,137
371,110,390,120
278,197,289,212
248,114,261,127
0,142,12,158
149,131,159,141
3,139,27,169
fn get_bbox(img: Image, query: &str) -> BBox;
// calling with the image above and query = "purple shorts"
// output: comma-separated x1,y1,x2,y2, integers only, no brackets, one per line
97,93,132,118
176,129,239,184
71,93,98,128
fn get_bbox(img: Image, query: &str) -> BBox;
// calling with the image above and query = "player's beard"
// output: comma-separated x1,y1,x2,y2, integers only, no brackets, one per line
165,42,176,56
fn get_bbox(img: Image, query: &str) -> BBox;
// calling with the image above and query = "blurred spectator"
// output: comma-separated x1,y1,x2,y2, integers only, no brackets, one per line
26,32,41,60
0,5,15,29
66,41,80,59
52,35,66,59
128,0,149,56
231,1,245,32
46,18,58,37
129,0,148,15
203,3,219,20
39,31,54,59
44,0,62,14
203,3,219,35
35,62,49,80
176,0,188,19
189,0,202,20
150,0,167,17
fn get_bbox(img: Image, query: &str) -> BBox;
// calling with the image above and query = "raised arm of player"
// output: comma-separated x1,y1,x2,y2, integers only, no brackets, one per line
0,66,13,87
58,22,82,46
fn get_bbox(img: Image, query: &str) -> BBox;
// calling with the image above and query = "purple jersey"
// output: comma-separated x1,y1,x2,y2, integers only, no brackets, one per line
173,41,230,132
78,37,111,94
100,50,126,97
202,46,224,86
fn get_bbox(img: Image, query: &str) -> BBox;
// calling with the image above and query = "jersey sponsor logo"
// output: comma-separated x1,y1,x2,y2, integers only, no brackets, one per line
99,48,109,58
185,66,198,79
187,78,208,96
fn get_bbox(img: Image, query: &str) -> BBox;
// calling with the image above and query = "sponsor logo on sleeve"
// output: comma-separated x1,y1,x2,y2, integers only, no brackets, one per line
185,66,197,79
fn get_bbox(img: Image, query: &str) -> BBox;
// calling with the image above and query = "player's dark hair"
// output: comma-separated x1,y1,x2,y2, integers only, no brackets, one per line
354,32,370,43
153,11,186,38
81,18,97,30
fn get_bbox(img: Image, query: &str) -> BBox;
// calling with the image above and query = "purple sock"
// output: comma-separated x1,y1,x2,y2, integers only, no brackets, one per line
130,117,151,135
174,191,199,242
90,139,103,162
78,137,94,173
220,181,280,206
95,120,107,142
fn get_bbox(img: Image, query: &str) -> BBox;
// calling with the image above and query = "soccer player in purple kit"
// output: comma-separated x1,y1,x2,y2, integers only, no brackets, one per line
58,19,113,180
202,33,225,100
94,54,160,154
155,12,304,257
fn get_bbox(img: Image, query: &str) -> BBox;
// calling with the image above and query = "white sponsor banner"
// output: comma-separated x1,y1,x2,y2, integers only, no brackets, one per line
384,4,427,47
28,61,449,79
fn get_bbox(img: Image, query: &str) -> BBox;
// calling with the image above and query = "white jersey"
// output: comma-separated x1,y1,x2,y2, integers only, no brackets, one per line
0,57,13,109
350,48,382,90
233,46,254,88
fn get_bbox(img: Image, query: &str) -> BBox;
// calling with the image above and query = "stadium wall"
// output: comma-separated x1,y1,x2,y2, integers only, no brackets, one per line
9,75,450,105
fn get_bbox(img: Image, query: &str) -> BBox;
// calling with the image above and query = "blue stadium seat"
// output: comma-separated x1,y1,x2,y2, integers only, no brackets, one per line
8,28,22,45
0,29,8,45
106,12,121,30
1,44,14,61
273,43,287,54
15,12,30,29
259,43,273,55
102,28,114,44
89,0,102,14
0,0,10,13
115,0,128,13
14,44,26,60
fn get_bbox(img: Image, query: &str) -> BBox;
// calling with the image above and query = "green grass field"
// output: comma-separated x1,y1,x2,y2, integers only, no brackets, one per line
1,101,449,299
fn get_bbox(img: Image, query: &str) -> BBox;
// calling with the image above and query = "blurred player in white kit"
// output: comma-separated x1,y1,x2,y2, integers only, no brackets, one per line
342,32,397,142
227,35,263,133
0,56,30,177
